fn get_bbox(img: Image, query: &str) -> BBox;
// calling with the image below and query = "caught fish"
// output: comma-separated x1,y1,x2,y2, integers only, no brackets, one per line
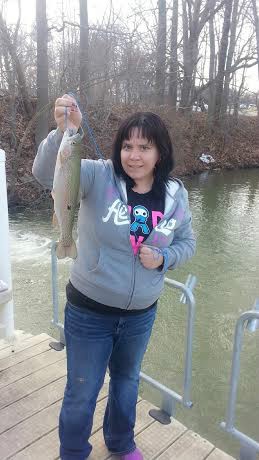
52,127,84,259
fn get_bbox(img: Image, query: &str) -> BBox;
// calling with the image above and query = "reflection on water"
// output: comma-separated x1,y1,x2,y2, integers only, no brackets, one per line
9,169,259,457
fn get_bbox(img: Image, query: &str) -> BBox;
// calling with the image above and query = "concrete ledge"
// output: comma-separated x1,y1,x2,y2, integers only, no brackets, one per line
0,289,12,306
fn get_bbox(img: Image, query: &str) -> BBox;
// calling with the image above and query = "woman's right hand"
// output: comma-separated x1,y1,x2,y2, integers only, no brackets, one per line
54,94,82,132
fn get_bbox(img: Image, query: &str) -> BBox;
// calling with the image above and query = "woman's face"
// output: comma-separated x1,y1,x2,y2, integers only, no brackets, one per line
120,128,160,188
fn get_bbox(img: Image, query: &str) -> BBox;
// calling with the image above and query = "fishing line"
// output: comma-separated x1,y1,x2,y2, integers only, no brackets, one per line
64,106,68,131
67,91,105,161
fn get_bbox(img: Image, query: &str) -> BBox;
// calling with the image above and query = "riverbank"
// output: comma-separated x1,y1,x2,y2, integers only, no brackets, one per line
2,101,259,208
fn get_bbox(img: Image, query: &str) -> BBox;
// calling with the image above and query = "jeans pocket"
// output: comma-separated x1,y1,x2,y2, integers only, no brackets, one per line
65,301,90,338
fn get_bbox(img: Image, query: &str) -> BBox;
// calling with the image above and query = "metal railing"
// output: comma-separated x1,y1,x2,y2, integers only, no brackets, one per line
50,241,197,422
220,299,259,460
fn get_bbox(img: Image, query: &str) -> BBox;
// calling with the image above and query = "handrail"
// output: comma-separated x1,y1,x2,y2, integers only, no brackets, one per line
220,307,259,459
141,276,196,422
50,241,197,421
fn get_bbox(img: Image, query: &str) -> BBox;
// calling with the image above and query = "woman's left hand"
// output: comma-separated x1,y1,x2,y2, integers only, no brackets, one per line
139,245,164,270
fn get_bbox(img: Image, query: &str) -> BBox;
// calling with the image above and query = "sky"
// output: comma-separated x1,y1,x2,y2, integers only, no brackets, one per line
4,0,127,26
3,0,259,93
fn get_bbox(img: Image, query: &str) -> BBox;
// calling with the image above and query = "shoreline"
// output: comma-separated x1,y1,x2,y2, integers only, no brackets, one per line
7,163,259,212
2,107,258,208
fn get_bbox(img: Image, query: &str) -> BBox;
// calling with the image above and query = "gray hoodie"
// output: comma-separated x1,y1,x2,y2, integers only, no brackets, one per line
32,128,196,310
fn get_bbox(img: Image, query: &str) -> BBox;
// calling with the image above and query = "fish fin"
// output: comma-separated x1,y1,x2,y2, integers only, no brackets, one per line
52,212,59,227
56,240,77,260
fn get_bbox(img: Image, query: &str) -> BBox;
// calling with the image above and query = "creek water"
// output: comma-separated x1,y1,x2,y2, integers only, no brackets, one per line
9,168,259,457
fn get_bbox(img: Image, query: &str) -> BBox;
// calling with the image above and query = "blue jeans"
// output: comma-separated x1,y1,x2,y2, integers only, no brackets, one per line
59,301,157,460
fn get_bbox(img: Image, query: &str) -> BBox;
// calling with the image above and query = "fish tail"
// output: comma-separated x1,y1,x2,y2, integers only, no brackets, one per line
56,240,77,259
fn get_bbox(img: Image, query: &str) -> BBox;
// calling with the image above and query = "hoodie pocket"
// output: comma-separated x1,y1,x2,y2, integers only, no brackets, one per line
85,247,132,294
86,250,103,273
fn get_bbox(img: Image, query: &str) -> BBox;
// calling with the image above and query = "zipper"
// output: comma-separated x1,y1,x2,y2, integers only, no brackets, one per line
125,253,137,309
125,198,137,309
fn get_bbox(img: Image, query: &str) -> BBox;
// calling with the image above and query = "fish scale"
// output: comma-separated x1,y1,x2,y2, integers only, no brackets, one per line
52,127,84,259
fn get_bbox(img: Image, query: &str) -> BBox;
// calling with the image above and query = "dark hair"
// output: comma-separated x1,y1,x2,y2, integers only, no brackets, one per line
112,112,175,197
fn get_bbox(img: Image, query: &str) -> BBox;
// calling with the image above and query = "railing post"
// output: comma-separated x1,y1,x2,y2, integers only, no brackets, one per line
220,309,259,458
0,149,14,338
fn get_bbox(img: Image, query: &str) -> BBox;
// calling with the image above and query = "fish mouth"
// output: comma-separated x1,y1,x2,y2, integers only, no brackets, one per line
67,127,78,136
65,127,84,143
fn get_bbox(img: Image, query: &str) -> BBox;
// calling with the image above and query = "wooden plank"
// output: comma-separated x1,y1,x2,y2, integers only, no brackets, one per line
0,338,54,371
155,430,214,460
9,383,110,460
9,429,59,460
0,339,10,351
0,348,65,389
0,334,235,460
0,331,33,351
0,358,66,409
89,399,156,460
0,333,50,360
207,448,236,460
0,339,13,351
0,399,61,459
0,376,66,435
109,417,187,460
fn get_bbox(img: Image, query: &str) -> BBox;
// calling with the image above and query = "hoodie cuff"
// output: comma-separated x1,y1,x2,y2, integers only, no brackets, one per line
159,248,176,274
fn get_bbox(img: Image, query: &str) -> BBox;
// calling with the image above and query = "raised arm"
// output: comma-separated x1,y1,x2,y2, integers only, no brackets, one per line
32,128,63,189
32,94,82,189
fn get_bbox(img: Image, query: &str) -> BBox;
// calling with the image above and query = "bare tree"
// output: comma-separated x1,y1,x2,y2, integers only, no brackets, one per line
168,0,178,109
208,16,216,118
179,0,224,113
0,0,257,127
155,0,167,105
0,10,33,118
213,0,234,123
80,0,90,106
221,0,240,115
252,0,259,79
232,66,246,121
251,0,259,115
36,0,49,147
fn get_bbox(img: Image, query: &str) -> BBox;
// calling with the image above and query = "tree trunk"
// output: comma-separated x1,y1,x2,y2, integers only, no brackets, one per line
208,16,216,120
155,0,167,105
180,34,199,112
179,0,211,113
251,0,259,116
179,0,191,111
36,0,49,147
233,67,245,122
212,0,234,123
221,0,239,116
79,0,90,106
168,0,178,109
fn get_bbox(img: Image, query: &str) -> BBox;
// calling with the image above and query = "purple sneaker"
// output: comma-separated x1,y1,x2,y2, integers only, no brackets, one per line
120,448,143,460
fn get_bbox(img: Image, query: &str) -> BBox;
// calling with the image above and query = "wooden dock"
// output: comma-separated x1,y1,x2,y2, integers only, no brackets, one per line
0,333,235,460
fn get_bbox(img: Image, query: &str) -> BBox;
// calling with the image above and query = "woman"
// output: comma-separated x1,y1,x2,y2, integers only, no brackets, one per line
32,94,196,460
